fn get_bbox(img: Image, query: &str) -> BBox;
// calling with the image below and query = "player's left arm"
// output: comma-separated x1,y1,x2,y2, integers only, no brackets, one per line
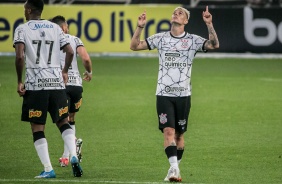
15,43,26,96
77,46,92,82
202,6,219,50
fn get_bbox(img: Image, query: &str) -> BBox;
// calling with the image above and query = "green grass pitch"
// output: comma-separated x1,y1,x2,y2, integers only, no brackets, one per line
0,56,281,184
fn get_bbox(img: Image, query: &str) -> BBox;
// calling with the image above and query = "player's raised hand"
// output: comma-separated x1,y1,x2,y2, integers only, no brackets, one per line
137,10,146,28
202,6,212,24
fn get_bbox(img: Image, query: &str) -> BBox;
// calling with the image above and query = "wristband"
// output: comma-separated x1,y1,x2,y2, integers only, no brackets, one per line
85,71,92,75
138,25,144,28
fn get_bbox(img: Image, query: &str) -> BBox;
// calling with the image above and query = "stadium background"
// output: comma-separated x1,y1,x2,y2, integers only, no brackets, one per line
0,0,282,53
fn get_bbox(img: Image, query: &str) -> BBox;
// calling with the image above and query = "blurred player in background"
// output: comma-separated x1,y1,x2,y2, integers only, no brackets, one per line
14,0,83,178
51,15,92,167
130,6,219,182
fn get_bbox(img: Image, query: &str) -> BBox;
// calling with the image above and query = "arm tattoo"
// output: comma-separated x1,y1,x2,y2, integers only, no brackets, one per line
206,25,219,49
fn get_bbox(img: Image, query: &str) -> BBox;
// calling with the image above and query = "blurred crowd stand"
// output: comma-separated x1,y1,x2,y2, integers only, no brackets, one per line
1,0,281,7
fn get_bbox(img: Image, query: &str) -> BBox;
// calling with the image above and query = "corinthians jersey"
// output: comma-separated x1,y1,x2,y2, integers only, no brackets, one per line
13,20,69,90
60,34,84,87
146,32,207,97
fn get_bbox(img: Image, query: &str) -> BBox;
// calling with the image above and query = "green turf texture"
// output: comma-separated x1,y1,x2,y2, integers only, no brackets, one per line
0,56,281,184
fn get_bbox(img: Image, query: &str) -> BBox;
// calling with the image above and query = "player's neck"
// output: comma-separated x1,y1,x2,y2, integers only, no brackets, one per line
29,15,41,20
170,25,185,37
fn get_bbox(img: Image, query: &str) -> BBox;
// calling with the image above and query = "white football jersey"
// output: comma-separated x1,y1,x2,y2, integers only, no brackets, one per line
146,32,207,97
13,19,69,90
60,34,84,87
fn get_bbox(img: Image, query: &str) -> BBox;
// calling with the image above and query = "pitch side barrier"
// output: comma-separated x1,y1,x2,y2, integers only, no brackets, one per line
0,4,281,53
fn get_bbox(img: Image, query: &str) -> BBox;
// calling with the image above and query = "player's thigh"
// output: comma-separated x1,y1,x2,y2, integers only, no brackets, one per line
156,96,176,131
48,90,69,123
175,96,191,133
66,86,83,113
21,90,48,124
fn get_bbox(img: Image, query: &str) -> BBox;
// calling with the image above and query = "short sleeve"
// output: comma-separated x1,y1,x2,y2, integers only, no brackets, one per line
13,25,25,47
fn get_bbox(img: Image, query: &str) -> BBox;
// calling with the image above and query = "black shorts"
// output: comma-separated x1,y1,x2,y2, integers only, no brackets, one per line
156,95,191,134
65,86,83,113
21,90,69,124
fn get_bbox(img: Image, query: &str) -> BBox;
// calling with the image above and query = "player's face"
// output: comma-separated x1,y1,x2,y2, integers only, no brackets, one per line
171,9,188,25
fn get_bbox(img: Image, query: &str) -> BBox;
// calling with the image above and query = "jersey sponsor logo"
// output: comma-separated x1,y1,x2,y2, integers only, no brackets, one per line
178,119,186,126
159,113,167,124
38,78,61,88
164,52,187,68
28,22,54,30
59,106,68,116
75,98,82,109
29,109,42,118
165,53,180,57
165,86,187,93
68,76,78,84
165,62,187,68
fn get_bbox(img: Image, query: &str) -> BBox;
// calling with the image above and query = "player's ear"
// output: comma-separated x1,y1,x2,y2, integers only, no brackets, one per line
184,19,188,25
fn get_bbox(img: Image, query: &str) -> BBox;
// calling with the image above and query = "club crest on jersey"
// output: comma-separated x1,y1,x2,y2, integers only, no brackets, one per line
28,22,54,30
181,39,190,48
159,113,167,124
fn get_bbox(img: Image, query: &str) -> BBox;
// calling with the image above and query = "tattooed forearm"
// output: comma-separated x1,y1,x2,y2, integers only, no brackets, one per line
206,24,219,49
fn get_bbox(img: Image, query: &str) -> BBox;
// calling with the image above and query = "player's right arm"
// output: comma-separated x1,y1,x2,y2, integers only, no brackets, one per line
77,46,92,82
14,42,26,96
62,44,74,83
202,6,219,50
130,10,148,51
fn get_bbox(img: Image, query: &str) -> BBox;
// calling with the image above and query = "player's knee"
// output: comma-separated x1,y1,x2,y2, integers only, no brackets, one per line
163,127,175,138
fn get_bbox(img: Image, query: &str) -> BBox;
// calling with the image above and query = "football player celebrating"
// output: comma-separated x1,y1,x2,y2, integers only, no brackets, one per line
130,6,219,182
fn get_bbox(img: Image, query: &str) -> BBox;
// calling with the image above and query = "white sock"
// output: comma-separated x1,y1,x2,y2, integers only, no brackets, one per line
34,138,53,172
70,124,76,134
62,124,76,158
178,159,181,165
168,156,178,168
62,143,69,158
62,129,77,159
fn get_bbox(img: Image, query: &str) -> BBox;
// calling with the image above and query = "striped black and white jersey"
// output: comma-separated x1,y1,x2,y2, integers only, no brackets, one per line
13,19,69,90
60,34,84,87
146,32,207,97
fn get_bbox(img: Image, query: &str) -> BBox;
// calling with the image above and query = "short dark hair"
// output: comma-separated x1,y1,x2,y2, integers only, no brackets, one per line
26,0,44,12
51,15,66,26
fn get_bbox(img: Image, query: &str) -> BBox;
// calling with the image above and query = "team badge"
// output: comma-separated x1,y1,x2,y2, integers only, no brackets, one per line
181,39,189,48
159,113,167,124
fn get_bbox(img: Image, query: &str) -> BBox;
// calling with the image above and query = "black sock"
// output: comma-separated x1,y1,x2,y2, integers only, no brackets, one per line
69,121,75,126
165,146,177,159
33,131,45,142
59,123,72,134
177,149,184,161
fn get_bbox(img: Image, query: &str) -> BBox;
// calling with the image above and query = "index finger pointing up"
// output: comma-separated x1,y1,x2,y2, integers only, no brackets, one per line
206,6,209,12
